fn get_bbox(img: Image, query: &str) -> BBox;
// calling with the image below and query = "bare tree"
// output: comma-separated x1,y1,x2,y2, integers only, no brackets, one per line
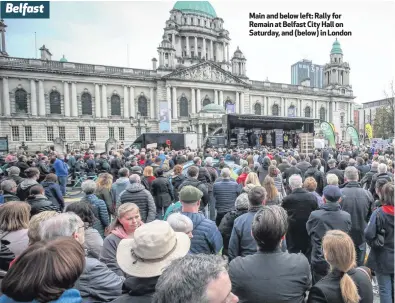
374,81,395,138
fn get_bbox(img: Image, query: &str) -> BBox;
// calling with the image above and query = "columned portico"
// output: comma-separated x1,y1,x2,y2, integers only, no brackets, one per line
214,90,218,105
123,86,129,118
101,84,107,118
240,92,244,114
63,81,70,117
196,89,201,112
235,92,239,114
150,87,155,119
172,86,177,119
129,86,135,118
71,82,78,117
219,90,223,106
191,88,196,114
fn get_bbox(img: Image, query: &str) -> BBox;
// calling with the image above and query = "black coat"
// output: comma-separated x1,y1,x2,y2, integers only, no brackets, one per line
26,194,60,217
304,167,324,195
151,176,174,208
229,249,311,303
308,268,373,303
111,276,158,303
325,167,344,185
282,188,319,254
283,166,302,185
296,160,312,176
340,182,374,246
218,209,248,256
171,174,186,202
306,202,351,270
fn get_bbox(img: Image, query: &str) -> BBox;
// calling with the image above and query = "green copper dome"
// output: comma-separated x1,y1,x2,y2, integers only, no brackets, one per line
60,55,68,62
201,103,225,113
173,1,217,18
330,39,343,55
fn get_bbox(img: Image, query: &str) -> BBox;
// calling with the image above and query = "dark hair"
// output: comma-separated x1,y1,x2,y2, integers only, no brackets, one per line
156,168,164,177
252,206,288,251
29,185,45,197
300,153,306,160
187,166,199,178
2,237,85,302
66,202,95,226
356,157,364,166
44,173,58,183
25,167,40,179
248,186,267,207
375,178,389,198
311,159,320,168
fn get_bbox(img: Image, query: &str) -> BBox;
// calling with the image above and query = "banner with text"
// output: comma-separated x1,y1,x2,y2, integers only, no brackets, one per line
274,129,284,147
320,122,336,148
159,101,170,132
346,125,360,146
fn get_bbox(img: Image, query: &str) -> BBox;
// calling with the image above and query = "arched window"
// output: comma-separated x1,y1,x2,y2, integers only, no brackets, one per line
320,107,326,121
254,103,262,115
305,106,311,118
110,94,121,116
225,100,235,113
81,92,92,115
272,104,279,116
203,98,211,107
138,96,148,116
179,96,188,117
15,89,28,113
288,105,296,117
49,91,61,114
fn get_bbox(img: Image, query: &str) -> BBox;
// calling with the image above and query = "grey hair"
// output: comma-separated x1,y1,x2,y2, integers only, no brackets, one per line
371,161,379,169
81,179,96,194
205,157,213,166
378,163,388,174
166,213,193,234
129,174,141,183
289,174,303,189
152,254,228,303
326,173,339,185
378,155,386,164
40,212,83,241
0,179,17,192
252,205,288,251
344,166,359,182
221,168,231,178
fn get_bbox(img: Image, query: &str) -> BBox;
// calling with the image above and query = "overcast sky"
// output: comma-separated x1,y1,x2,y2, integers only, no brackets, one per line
5,0,395,104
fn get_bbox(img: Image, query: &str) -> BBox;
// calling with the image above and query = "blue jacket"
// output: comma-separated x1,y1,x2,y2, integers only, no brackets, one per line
81,194,109,238
213,179,241,214
365,206,394,275
228,208,260,261
53,158,69,177
0,289,82,303
182,212,223,254
41,181,65,210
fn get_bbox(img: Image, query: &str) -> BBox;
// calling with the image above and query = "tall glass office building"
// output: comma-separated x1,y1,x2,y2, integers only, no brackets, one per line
291,59,324,88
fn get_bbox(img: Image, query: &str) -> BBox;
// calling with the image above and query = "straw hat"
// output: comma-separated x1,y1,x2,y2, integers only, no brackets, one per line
116,220,190,278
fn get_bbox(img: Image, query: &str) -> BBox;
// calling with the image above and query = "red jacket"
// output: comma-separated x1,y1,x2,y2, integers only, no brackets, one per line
237,173,248,185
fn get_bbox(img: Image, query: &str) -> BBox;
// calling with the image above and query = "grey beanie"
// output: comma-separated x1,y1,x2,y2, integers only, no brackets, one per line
234,192,249,211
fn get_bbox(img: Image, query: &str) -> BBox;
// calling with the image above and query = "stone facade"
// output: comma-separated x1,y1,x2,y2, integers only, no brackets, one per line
0,2,355,152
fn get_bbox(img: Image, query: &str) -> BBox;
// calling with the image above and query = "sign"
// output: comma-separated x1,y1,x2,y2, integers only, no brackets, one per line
274,129,283,147
1,1,50,19
146,143,157,149
0,137,9,153
159,100,170,132
346,125,360,146
320,122,336,148
225,103,235,114
371,138,389,150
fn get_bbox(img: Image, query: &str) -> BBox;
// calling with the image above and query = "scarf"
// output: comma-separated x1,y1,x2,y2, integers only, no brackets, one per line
111,227,129,239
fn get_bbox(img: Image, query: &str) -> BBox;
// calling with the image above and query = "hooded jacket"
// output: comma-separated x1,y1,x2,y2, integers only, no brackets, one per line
304,166,325,195
0,289,83,303
111,276,159,303
181,212,223,254
16,179,38,201
41,181,64,211
119,183,156,223
111,177,130,204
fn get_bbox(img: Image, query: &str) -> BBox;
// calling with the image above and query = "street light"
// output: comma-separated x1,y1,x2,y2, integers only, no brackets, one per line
136,112,142,136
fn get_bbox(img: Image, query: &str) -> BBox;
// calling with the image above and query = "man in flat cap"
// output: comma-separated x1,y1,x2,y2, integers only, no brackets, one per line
179,186,223,255
306,185,351,284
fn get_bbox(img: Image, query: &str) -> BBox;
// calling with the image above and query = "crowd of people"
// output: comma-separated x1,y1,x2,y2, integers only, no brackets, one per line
0,143,393,303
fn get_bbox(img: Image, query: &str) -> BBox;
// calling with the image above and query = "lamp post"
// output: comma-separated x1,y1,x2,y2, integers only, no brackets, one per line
144,116,148,133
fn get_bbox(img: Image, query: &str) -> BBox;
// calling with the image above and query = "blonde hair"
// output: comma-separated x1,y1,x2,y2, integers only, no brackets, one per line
109,203,140,232
96,173,113,191
143,166,154,177
262,176,278,201
28,211,60,244
0,202,31,232
245,172,261,186
323,230,360,303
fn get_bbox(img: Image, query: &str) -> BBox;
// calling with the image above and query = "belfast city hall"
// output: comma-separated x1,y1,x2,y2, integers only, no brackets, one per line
0,1,355,152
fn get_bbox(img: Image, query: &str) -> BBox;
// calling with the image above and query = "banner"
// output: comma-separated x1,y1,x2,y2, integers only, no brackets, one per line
274,129,284,147
226,103,235,114
346,125,360,146
159,101,170,132
365,123,373,139
320,122,336,148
